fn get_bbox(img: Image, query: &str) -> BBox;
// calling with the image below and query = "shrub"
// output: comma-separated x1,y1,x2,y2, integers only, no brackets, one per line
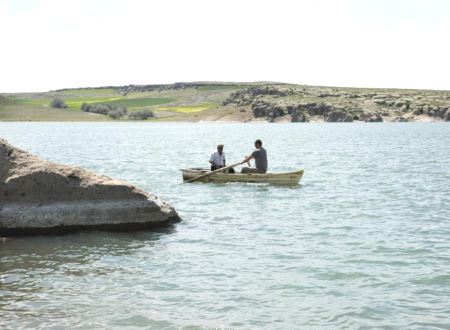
81,102,127,118
128,109,155,120
107,110,122,119
81,102,91,112
107,107,127,119
90,104,111,115
51,98,67,109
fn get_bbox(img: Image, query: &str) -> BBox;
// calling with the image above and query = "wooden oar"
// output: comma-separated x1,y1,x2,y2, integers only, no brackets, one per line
183,162,241,183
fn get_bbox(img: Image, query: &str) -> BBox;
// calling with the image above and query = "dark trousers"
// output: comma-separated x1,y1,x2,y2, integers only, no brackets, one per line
211,165,235,173
240,167,266,174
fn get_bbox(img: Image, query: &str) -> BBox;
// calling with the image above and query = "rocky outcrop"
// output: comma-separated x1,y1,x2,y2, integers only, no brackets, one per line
252,101,274,118
365,115,383,122
299,102,336,116
222,84,450,122
444,109,450,121
291,111,307,122
326,110,353,122
0,139,179,236
250,100,362,122
224,86,295,106
415,105,449,119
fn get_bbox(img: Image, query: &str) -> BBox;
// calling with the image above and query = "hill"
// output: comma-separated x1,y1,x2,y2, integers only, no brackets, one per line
1,82,449,122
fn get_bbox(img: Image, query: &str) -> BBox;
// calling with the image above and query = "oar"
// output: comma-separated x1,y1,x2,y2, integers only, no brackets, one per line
183,162,241,183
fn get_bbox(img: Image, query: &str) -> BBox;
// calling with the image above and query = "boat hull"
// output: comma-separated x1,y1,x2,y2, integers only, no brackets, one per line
181,168,304,185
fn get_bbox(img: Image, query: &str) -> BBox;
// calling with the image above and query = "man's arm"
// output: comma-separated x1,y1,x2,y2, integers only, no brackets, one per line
240,153,254,164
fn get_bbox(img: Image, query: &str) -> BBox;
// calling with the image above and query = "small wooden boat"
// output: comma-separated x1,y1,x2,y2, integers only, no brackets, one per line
181,168,304,185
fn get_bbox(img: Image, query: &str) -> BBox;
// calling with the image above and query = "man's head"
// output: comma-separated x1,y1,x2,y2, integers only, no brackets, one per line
217,144,224,154
254,139,262,148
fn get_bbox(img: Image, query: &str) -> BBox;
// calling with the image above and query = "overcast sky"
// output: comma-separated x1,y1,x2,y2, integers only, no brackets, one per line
1,0,449,92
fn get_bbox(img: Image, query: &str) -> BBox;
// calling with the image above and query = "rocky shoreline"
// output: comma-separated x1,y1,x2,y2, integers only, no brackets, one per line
223,86,450,123
0,139,180,236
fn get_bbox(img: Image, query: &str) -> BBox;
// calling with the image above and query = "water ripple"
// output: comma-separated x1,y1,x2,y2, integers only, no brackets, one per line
1,122,450,329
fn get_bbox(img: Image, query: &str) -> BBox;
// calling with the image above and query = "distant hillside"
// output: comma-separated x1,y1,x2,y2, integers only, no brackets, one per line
53,82,260,95
1,82,449,122
0,95,13,105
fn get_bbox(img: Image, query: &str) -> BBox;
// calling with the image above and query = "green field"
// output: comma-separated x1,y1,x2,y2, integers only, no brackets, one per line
0,104,109,121
157,104,215,113
14,96,174,110
94,97,174,109
0,84,241,121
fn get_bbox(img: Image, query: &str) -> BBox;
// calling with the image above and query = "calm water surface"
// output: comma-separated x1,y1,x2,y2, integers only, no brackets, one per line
1,122,449,329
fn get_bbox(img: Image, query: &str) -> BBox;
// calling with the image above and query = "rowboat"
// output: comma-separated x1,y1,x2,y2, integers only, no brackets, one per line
181,168,304,185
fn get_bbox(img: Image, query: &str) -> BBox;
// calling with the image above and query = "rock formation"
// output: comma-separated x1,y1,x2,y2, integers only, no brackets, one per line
365,114,384,122
291,111,307,122
326,110,353,122
0,139,179,236
223,84,450,123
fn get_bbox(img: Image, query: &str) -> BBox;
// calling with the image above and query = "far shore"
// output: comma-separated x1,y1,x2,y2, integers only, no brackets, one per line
1,82,449,123
0,117,445,124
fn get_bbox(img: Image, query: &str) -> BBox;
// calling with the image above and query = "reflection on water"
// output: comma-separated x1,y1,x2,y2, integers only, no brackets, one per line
1,226,177,265
1,122,450,329
1,228,177,312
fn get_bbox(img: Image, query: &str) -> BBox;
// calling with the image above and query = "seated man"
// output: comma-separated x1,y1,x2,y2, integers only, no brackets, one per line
209,144,235,173
240,139,267,174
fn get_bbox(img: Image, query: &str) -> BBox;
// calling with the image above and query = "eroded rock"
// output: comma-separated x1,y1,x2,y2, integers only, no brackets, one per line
291,111,307,122
365,115,383,122
0,139,179,236
444,109,450,121
326,110,353,122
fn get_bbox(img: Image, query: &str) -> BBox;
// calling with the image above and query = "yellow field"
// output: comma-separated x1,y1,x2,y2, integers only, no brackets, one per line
157,104,214,113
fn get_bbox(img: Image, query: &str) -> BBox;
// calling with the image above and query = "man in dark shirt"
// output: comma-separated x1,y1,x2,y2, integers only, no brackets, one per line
240,139,268,174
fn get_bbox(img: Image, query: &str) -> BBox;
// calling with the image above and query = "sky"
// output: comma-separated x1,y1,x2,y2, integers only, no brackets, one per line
0,0,449,92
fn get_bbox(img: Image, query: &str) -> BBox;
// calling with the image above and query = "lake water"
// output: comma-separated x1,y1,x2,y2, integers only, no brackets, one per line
1,122,450,329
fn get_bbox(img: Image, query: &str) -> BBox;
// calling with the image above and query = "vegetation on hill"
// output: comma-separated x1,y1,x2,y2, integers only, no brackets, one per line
81,102,127,119
51,98,67,109
128,109,154,120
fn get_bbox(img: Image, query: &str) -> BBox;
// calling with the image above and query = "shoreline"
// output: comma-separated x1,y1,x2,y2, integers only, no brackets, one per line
0,117,446,124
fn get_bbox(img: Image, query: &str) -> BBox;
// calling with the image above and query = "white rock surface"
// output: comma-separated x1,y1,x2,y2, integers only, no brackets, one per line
0,139,179,235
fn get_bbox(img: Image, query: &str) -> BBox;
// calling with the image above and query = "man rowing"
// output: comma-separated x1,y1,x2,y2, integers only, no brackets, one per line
240,139,268,174
209,144,235,173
